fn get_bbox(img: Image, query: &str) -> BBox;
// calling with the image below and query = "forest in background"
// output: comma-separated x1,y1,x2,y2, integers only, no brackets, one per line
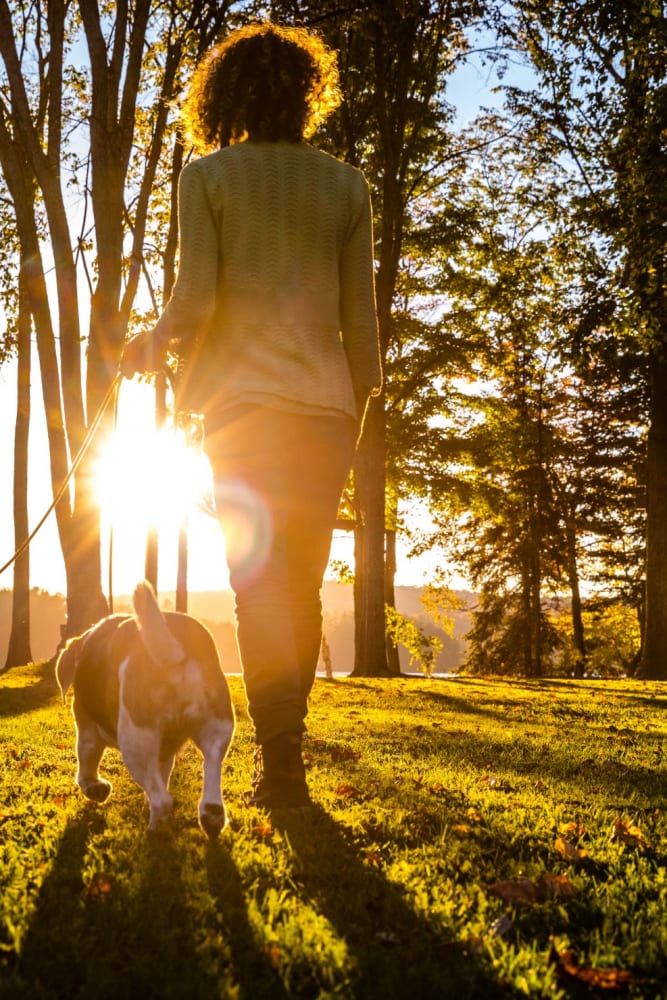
0,584,471,675
1,1,664,680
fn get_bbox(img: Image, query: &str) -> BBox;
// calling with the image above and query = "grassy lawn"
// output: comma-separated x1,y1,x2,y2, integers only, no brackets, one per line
2,661,667,998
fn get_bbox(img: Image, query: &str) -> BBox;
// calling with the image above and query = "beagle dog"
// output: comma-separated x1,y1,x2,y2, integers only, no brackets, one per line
55,581,234,838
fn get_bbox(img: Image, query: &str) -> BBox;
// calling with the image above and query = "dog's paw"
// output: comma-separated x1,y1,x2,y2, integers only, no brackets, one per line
147,795,175,831
81,779,112,803
199,803,227,840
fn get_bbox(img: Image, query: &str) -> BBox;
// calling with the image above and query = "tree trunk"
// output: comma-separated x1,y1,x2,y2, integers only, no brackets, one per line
521,557,534,677
384,519,401,676
350,392,390,676
4,266,33,670
639,352,667,678
529,505,543,679
565,517,586,679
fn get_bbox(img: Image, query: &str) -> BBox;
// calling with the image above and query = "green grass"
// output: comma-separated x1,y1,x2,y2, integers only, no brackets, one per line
2,662,667,998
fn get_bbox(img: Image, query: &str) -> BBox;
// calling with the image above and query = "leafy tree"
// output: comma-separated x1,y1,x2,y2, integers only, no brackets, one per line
491,0,666,676
406,105,648,677
0,0,237,637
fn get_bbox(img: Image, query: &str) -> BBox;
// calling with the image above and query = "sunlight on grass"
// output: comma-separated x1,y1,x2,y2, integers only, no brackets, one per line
2,664,667,997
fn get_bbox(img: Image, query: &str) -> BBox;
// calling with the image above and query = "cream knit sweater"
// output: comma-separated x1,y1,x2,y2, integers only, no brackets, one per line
154,140,382,421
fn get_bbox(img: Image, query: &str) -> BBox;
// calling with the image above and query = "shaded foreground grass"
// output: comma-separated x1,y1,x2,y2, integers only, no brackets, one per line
2,663,667,998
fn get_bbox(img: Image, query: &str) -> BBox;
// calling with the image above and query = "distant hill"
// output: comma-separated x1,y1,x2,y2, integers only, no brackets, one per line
0,583,473,673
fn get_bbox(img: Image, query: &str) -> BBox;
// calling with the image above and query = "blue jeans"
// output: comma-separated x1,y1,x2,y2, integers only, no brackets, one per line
205,406,357,744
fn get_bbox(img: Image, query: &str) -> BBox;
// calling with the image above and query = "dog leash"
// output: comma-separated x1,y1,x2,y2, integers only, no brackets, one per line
0,370,123,579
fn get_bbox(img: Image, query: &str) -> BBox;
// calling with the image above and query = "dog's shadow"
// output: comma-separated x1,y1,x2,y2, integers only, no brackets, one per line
12,808,288,1000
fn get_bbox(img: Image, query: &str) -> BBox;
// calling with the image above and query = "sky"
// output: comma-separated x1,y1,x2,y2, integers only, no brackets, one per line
0,42,509,599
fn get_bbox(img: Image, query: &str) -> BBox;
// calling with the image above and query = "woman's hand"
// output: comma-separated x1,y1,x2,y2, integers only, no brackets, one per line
120,330,166,378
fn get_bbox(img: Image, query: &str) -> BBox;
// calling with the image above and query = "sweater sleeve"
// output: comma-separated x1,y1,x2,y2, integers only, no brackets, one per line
152,161,219,348
339,170,382,418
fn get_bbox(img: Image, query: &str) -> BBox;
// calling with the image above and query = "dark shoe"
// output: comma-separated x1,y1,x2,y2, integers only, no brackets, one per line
248,733,312,809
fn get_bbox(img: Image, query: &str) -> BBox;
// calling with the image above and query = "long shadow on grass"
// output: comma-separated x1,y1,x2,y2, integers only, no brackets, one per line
409,682,667,733
8,809,270,1000
205,842,292,999
326,677,563,728
264,804,507,1000
0,661,59,719
350,720,667,814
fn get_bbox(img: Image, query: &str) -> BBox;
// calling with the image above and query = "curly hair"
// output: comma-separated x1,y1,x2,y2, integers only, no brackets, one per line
179,21,341,152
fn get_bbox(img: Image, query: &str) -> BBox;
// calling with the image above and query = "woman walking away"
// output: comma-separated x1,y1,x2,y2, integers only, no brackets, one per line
121,21,381,809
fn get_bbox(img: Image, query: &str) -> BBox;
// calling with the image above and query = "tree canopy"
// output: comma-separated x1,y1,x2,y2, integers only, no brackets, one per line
0,0,663,678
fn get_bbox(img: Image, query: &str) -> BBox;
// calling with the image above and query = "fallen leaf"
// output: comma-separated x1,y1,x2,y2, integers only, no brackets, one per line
558,950,643,989
488,877,539,904
86,873,113,898
559,821,586,839
555,836,587,861
451,823,473,836
538,872,576,899
612,817,651,852
251,821,273,840
334,783,362,799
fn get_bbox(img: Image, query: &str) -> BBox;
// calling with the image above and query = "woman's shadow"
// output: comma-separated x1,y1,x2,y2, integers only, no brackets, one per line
209,803,504,999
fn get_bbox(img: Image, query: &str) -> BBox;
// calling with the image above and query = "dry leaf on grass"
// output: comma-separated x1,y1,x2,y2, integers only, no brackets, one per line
555,835,587,861
488,877,539,904
559,821,586,839
334,783,363,799
611,817,651,852
86,873,114,898
558,950,643,989
251,821,273,840
538,872,575,899
451,823,473,836
488,872,576,905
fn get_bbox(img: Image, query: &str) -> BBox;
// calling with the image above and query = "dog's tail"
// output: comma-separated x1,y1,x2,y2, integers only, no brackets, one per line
132,581,186,668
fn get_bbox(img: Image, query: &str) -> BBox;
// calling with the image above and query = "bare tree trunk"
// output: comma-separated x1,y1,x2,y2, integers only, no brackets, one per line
4,265,33,670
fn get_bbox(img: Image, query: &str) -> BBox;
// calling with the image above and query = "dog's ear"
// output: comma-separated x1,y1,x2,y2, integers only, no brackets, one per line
55,637,84,702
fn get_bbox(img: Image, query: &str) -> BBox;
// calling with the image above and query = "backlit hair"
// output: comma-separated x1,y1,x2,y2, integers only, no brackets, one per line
179,21,341,151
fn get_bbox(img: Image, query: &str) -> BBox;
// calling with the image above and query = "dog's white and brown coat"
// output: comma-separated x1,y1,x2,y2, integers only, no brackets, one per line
55,582,234,838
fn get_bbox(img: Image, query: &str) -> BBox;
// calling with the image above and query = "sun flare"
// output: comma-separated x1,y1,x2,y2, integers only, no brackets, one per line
94,380,225,595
